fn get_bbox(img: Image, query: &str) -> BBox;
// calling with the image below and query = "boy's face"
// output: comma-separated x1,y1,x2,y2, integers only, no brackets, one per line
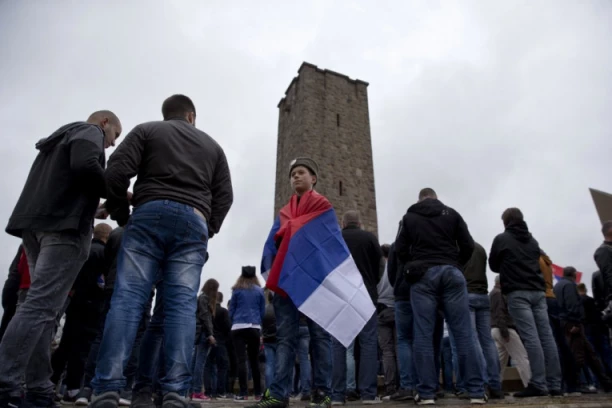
290,165,316,195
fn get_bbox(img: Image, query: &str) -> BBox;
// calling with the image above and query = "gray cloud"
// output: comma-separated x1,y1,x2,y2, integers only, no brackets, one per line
0,1,610,312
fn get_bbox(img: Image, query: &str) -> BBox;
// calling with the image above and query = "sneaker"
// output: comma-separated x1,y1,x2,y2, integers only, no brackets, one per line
119,389,132,406
389,389,413,401
454,391,469,400
162,393,189,408
131,387,154,408
470,394,488,405
362,397,382,404
217,395,231,400
310,390,331,408
190,393,210,402
345,390,359,402
549,389,563,397
413,394,435,405
90,391,120,408
244,390,287,408
435,388,445,399
488,388,504,400
60,389,80,405
513,384,548,398
75,387,93,406
234,395,248,402
330,402,344,406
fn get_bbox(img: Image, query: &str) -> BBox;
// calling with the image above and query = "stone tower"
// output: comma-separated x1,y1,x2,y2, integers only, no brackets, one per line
274,62,378,236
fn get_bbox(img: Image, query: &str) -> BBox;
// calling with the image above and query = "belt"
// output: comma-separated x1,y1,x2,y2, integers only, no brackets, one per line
194,208,206,222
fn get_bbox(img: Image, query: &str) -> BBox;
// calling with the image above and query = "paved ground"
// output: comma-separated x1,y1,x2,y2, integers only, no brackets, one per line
189,394,612,408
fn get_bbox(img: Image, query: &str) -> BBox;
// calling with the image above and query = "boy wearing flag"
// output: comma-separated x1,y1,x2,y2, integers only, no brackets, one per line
252,158,375,408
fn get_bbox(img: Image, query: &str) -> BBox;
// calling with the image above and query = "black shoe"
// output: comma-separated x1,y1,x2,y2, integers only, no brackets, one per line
162,393,188,408
75,387,92,406
549,389,564,397
413,394,435,405
435,387,445,399
513,384,548,398
300,394,311,402
91,392,120,408
345,390,359,402
131,387,154,408
390,389,413,401
310,390,331,408
454,391,470,400
488,388,504,400
244,390,287,408
60,390,80,405
24,394,55,408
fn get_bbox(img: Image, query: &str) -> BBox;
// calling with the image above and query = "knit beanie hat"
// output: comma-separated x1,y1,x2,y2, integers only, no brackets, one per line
289,157,319,184
241,266,256,278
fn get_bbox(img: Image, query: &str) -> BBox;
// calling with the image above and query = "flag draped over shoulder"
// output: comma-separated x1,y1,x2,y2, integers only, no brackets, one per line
260,190,375,347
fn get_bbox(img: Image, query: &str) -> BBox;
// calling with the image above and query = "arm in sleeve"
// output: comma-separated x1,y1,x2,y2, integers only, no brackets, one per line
594,246,612,300
228,291,236,322
104,126,146,218
395,218,411,264
260,291,266,324
563,284,584,323
387,243,398,288
371,236,383,284
208,149,234,237
489,236,502,273
499,293,512,339
455,213,475,266
69,126,106,198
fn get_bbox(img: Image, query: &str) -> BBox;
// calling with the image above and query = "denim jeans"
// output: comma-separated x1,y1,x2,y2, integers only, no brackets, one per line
468,293,502,391
395,300,417,391
134,285,165,394
377,307,397,392
346,341,356,390
411,265,484,399
92,200,208,396
0,230,90,404
190,338,210,393
269,294,331,400
297,325,312,396
264,344,277,391
441,337,454,392
204,343,229,396
507,290,562,392
331,313,378,401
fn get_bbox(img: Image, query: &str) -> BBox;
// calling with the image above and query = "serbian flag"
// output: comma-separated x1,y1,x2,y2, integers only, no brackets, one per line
261,190,375,347
551,264,583,283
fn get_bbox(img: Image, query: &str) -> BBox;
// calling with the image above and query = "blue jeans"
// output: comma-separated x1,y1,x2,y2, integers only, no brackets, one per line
92,200,209,396
441,337,454,392
395,301,417,391
468,293,501,391
205,343,229,396
346,342,356,390
411,265,484,399
297,325,312,396
508,290,561,392
264,344,277,391
190,338,210,393
331,313,378,401
134,284,165,393
269,294,331,400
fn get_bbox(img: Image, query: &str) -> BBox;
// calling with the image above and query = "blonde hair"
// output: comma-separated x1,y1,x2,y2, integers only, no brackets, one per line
201,279,219,316
232,275,261,291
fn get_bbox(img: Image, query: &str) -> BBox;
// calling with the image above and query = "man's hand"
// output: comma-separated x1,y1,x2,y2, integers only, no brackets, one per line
208,335,216,346
95,202,109,220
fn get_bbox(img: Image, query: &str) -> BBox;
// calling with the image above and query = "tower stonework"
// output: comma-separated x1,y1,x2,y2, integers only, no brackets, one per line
274,62,378,236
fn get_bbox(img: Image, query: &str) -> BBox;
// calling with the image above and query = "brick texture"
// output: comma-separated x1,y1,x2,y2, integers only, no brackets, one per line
274,62,378,237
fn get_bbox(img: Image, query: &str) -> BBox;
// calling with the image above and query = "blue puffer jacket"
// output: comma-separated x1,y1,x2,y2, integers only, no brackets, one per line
229,286,266,326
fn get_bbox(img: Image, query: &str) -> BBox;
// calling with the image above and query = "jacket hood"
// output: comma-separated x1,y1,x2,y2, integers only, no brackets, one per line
505,220,532,243
35,122,88,152
407,198,447,218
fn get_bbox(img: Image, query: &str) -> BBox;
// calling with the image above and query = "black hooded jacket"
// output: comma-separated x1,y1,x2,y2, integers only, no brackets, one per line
464,242,489,295
489,220,544,294
6,122,106,237
395,198,474,270
594,242,612,302
387,241,410,301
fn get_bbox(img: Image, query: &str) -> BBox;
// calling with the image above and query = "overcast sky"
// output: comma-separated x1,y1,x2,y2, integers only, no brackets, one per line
0,1,610,315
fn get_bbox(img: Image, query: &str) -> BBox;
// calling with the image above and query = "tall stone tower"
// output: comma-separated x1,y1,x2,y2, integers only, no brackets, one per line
274,62,378,236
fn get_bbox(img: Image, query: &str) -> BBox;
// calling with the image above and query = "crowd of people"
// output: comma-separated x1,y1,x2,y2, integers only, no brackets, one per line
0,93,611,408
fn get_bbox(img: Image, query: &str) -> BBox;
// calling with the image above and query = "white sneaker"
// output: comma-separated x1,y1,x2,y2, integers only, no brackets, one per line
470,395,488,405
414,394,435,405
362,397,382,405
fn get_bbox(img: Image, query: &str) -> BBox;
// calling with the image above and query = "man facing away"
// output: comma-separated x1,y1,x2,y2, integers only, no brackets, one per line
90,94,233,408
376,244,398,398
489,208,561,397
594,220,612,325
395,188,486,405
0,111,121,408
331,210,382,405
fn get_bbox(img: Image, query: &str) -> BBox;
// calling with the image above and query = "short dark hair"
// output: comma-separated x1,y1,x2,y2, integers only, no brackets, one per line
502,207,523,227
217,291,224,304
418,188,437,201
381,244,390,257
162,94,196,120
342,210,361,227
563,266,577,277
602,220,612,237
577,283,587,293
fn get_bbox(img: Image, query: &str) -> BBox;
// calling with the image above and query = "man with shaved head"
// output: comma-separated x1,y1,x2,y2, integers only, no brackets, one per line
330,210,382,404
0,110,121,408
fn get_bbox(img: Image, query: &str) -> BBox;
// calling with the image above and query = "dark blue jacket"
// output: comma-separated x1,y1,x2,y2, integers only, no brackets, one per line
229,287,265,326
553,277,584,324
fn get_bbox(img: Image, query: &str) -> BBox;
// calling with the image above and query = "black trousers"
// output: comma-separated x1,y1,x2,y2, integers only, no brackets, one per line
232,328,262,396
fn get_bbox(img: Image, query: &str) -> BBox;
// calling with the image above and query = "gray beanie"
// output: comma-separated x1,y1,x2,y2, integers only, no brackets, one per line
289,157,319,181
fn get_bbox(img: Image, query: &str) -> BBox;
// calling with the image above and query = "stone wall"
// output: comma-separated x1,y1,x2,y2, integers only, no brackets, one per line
274,62,378,237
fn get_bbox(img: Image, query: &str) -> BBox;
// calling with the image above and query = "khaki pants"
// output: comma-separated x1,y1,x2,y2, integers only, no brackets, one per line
491,327,531,387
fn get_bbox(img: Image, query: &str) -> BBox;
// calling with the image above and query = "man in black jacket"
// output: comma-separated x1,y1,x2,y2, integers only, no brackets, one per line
330,211,382,404
489,207,561,397
0,111,121,408
555,267,612,391
395,188,484,405
91,95,233,408
0,246,23,341
594,221,612,324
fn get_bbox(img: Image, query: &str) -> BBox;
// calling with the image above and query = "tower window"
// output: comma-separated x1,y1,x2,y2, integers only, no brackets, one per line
339,181,343,196
336,113,340,127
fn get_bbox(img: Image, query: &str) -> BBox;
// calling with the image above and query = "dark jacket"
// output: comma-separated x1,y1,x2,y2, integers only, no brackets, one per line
464,242,488,295
103,227,124,293
342,225,383,303
195,293,214,340
104,118,233,236
70,238,106,308
553,277,584,324
489,220,544,294
6,122,106,237
262,303,276,344
489,287,516,338
395,198,474,270
387,241,410,301
229,287,266,326
592,270,606,311
594,242,612,302
213,303,231,344
581,294,600,327
2,246,22,309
